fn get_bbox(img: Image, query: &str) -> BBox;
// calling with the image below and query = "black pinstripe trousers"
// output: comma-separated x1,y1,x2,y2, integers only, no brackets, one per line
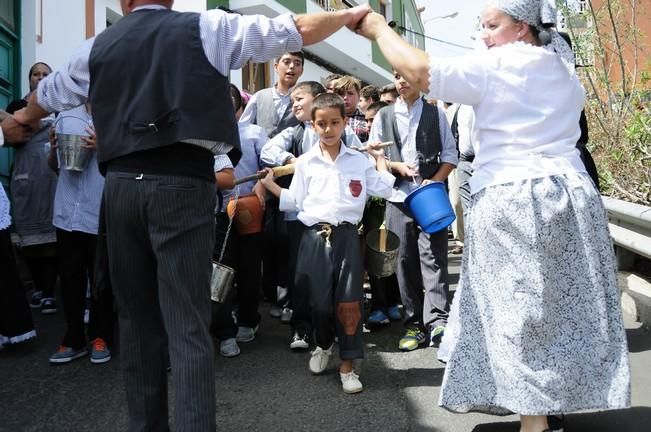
104,172,216,432
386,201,450,331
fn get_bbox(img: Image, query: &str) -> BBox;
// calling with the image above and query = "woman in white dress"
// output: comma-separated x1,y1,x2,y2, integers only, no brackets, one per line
357,1,631,431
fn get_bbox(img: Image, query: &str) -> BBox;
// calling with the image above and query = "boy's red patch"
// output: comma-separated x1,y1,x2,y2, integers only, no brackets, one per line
349,180,362,197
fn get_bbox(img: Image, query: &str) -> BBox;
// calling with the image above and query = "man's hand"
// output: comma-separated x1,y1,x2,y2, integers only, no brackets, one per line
345,4,373,31
390,161,417,178
366,141,385,160
253,181,267,211
0,115,34,144
356,12,388,40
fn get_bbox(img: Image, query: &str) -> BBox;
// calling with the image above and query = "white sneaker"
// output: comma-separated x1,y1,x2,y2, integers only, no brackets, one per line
280,307,292,324
219,338,240,358
340,370,363,394
308,344,333,374
289,332,309,350
236,325,258,343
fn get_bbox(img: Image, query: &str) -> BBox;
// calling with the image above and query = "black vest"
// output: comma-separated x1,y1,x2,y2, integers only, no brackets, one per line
88,9,240,168
376,98,442,180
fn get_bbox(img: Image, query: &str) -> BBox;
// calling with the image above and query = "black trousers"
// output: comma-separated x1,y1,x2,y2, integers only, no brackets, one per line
104,172,216,432
211,213,262,340
261,200,289,305
297,223,364,360
287,220,310,334
56,229,113,348
20,243,58,298
0,228,34,341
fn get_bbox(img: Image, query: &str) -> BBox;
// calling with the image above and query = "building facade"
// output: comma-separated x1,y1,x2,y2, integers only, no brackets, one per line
0,0,424,187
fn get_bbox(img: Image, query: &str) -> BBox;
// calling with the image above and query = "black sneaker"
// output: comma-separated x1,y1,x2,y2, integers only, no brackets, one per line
289,332,309,351
30,290,44,308
546,414,564,432
41,298,57,315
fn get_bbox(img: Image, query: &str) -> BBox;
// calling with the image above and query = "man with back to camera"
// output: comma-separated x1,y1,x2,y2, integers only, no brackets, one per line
7,1,372,430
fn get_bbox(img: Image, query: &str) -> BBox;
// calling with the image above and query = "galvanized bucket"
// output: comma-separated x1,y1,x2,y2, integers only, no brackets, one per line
54,115,93,172
210,261,235,303
365,228,400,278
57,133,92,171
210,188,240,303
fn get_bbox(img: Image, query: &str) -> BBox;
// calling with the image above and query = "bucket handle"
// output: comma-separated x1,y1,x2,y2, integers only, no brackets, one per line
216,186,240,264
53,114,92,133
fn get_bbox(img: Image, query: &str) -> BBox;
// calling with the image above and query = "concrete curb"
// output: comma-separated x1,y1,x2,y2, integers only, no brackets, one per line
620,271,651,330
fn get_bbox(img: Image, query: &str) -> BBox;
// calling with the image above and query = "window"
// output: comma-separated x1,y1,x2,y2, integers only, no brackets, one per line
0,1,14,32
242,61,270,94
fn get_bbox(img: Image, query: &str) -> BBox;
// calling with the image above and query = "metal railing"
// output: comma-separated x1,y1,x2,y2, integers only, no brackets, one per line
313,0,353,12
603,196,651,261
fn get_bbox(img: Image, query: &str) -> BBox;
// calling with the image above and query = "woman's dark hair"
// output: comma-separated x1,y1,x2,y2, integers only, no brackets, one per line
229,84,243,112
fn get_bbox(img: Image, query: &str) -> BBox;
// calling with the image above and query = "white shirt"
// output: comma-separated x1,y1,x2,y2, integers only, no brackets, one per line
260,122,362,167
0,128,4,147
368,97,458,202
36,6,302,115
0,183,10,230
427,42,586,195
279,142,395,227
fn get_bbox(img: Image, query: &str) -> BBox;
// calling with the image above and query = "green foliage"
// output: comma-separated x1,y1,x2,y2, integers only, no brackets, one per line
561,0,651,204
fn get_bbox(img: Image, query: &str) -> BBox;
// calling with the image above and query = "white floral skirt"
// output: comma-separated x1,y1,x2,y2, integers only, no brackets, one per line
438,173,631,416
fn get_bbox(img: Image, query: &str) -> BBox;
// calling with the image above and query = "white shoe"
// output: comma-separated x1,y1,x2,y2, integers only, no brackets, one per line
289,332,309,350
219,338,240,358
340,370,363,394
308,344,333,374
236,325,258,343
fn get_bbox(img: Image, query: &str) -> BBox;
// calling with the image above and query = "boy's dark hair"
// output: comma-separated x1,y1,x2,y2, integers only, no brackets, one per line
380,84,399,98
311,93,346,120
324,73,342,89
361,85,380,102
229,83,243,112
276,51,304,65
366,101,388,114
292,81,325,97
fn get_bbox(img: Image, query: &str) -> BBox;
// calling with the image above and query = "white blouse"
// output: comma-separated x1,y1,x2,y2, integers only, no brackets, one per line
1,184,11,230
428,42,587,194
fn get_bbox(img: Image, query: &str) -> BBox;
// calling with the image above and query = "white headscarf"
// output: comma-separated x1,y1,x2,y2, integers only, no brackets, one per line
488,0,575,66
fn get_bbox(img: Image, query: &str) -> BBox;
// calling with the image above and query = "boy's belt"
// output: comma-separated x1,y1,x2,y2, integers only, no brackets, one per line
308,222,355,248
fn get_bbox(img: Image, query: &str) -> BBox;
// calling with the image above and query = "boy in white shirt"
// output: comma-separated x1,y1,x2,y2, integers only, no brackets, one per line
261,81,361,350
260,93,394,394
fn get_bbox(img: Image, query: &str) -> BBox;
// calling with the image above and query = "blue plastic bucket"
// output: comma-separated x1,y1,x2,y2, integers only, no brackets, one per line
404,181,456,233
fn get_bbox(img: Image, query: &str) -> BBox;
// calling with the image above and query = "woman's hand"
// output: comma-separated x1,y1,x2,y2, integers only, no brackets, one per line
356,12,388,41
81,125,97,150
48,126,57,150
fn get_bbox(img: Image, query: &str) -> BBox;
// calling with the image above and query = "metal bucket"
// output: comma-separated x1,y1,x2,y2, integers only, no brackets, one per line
57,133,93,171
210,261,235,303
365,228,400,278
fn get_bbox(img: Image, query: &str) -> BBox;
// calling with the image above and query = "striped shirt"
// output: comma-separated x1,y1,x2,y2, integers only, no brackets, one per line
36,5,303,116
52,106,104,235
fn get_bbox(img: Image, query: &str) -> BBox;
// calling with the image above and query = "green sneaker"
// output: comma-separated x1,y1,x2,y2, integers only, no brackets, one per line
429,325,445,347
398,328,426,351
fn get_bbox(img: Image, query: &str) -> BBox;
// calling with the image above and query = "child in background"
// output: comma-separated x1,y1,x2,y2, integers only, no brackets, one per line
210,84,266,357
260,81,361,350
260,93,394,394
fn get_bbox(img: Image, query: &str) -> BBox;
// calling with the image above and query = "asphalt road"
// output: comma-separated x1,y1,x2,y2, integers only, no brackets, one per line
1,251,650,432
